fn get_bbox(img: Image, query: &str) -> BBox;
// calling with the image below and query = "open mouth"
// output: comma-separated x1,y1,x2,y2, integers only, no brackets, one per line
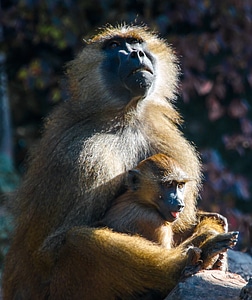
170,211,180,219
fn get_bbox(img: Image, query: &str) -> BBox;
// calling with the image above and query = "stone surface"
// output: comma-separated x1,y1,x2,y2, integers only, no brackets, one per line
165,270,247,300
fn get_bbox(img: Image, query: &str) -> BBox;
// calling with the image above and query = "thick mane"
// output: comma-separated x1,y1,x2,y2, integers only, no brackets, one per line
67,25,180,117
6,24,231,300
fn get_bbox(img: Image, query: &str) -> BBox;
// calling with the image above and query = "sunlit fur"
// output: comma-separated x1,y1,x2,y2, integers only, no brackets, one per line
3,25,234,300
66,24,201,232
98,153,191,249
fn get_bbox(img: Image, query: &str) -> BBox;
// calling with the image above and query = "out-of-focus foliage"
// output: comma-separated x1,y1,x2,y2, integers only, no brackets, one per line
0,0,252,253
0,154,19,194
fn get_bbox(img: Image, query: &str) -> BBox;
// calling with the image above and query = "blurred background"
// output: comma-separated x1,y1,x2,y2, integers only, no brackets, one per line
0,0,252,278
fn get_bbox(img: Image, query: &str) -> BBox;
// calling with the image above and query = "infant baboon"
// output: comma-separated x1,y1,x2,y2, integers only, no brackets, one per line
99,153,234,272
99,153,190,248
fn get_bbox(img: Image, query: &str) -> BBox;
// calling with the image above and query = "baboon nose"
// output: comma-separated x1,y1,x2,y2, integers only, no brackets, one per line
130,50,145,62
177,204,185,212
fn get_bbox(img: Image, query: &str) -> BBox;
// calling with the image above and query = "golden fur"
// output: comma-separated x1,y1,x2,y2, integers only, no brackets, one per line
3,25,235,300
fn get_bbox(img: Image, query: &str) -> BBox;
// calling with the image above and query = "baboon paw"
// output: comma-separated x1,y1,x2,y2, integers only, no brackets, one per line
213,231,238,251
186,246,202,265
181,247,202,278
201,231,239,262
223,231,239,249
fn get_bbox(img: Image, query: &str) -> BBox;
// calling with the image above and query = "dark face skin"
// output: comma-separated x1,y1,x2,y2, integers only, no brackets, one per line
128,170,186,223
102,36,155,101
157,180,185,222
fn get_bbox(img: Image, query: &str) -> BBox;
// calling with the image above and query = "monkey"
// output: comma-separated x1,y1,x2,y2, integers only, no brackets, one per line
3,24,238,300
97,153,190,249
98,153,230,271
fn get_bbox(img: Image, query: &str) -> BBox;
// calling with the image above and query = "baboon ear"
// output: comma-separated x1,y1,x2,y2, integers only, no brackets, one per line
128,169,141,191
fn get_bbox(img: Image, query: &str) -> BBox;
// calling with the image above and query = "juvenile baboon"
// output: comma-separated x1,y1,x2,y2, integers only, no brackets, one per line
3,24,238,299
99,153,232,271
98,153,190,248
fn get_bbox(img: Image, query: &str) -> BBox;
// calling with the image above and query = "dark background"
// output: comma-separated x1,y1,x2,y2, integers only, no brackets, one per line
0,0,252,274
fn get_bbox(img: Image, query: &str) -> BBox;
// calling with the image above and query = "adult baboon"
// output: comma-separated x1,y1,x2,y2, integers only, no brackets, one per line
3,24,238,300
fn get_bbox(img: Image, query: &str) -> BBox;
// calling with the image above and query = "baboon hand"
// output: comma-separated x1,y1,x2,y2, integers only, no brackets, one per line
181,246,202,278
200,231,239,268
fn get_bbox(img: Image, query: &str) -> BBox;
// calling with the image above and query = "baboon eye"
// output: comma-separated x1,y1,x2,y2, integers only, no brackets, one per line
177,182,185,189
165,180,173,188
108,40,120,49
128,38,140,44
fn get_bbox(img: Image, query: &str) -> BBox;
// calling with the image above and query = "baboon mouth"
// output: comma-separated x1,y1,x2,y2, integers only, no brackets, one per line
170,211,180,219
130,67,153,76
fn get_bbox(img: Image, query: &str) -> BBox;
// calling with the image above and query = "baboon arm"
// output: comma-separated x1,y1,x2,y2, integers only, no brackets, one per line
49,227,187,299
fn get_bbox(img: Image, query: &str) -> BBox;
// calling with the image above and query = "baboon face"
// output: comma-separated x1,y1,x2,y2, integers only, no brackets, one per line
157,180,185,222
128,154,189,223
101,36,156,98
